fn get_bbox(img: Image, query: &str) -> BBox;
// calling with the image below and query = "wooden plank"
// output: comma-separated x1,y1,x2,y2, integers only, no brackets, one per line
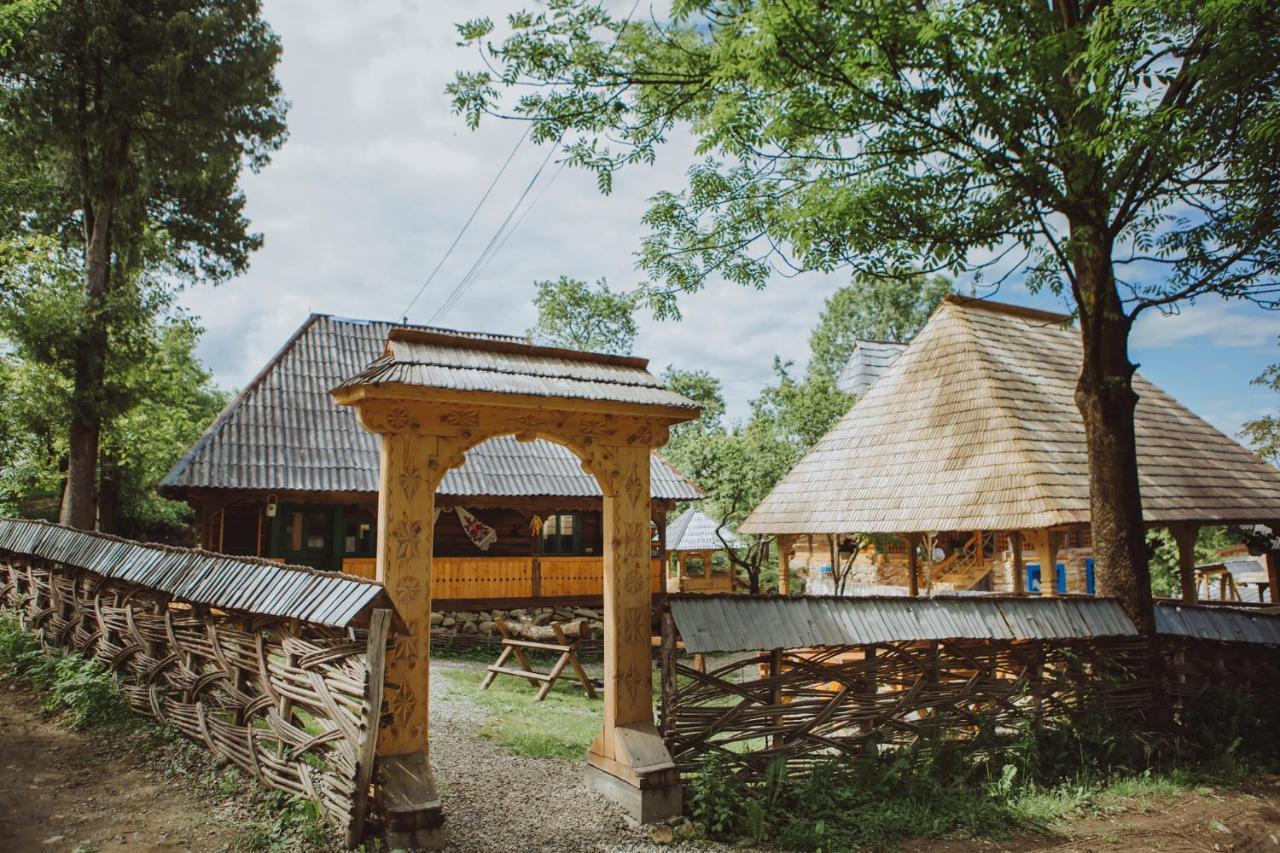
347,608,391,847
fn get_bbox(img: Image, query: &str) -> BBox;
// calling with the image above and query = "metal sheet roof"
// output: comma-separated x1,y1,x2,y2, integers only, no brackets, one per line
1154,601,1280,646
667,594,1138,653
160,315,701,500
0,518,392,629
666,509,745,552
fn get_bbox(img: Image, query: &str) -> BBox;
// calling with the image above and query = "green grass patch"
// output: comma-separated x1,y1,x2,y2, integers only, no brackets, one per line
442,666,604,761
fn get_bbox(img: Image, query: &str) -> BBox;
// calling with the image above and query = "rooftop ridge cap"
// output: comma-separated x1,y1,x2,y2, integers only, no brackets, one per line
943,293,1074,326
385,326,653,371
328,314,530,342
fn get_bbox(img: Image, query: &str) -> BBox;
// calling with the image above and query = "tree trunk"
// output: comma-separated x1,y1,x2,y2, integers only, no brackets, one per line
1073,235,1155,634
97,452,122,535
59,193,115,531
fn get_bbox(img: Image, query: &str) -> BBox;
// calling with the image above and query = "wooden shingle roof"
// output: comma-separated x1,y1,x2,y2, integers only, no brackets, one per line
161,315,701,500
666,509,746,552
741,296,1280,535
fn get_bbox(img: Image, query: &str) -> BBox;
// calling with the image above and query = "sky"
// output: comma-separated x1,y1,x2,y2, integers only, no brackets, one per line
181,0,1279,437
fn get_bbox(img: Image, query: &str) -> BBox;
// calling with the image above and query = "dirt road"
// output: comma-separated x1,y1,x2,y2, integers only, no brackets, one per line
0,686,234,853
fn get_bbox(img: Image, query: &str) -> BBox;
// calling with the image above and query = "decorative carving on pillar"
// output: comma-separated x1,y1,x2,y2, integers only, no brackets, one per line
389,514,424,561
398,460,423,500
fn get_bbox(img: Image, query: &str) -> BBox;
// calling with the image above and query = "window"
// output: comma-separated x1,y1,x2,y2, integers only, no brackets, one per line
344,518,376,557
284,509,330,555
541,513,582,556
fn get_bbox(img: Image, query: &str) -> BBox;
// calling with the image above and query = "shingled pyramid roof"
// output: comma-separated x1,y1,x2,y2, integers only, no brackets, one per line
741,296,1280,535
160,315,701,501
666,509,746,552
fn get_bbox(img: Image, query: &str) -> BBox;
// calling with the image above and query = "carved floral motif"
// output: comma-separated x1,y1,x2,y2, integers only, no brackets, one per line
399,459,423,500
441,409,480,428
389,514,424,560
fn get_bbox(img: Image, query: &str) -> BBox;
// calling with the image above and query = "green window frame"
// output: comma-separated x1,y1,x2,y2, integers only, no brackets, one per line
540,512,583,556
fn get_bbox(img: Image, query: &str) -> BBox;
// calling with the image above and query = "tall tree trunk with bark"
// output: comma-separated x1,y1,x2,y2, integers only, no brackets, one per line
59,191,115,530
1072,229,1156,634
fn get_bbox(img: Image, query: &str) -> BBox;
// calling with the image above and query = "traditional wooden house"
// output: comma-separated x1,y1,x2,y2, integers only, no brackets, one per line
742,296,1280,602
664,508,744,594
159,314,702,609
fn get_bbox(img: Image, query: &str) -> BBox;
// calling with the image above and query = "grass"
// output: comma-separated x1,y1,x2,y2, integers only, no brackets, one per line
442,666,604,760
0,610,341,851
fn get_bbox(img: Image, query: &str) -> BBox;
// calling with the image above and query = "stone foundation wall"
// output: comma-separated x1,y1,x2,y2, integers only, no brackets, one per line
430,605,605,641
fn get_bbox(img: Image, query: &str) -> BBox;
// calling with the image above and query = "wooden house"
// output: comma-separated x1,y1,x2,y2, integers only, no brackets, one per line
159,314,702,609
743,296,1280,602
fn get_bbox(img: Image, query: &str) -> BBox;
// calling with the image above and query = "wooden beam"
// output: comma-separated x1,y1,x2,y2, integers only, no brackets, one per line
906,534,920,598
777,535,792,597
1169,523,1199,604
1010,531,1026,595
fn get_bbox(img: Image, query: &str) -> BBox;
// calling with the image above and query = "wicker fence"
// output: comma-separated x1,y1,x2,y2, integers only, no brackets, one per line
658,635,1155,775
0,521,400,847
657,595,1280,779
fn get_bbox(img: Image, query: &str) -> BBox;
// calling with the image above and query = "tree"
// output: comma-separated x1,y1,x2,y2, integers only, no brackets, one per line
451,1,1280,632
1240,343,1280,465
0,236,227,537
809,273,952,378
0,0,287,529
528,276,639,354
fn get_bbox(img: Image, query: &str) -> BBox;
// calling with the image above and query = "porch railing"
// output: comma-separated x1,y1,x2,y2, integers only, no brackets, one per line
342,555,664,602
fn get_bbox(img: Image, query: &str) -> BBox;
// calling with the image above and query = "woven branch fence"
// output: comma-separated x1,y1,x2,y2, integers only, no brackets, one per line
659,634,1156,776
0,553,394,846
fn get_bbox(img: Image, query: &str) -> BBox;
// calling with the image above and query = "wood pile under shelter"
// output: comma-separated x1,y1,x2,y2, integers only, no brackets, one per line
742,296,1280,602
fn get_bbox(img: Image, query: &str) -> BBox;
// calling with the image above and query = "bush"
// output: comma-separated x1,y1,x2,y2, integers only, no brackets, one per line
0,610,133,729
683,696,1274,851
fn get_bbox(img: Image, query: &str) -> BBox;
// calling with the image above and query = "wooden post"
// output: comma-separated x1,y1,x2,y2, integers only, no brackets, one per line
593,444,656,750
1026,529,1059,596
348,608,392,848
1169,523,1199,603
906,534,920,598
777,535,792,597
659,609,677,738
1267,548,1280,605
1010,531,1026,595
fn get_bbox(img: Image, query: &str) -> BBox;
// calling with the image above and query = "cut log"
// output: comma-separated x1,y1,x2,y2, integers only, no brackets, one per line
505,618,589,642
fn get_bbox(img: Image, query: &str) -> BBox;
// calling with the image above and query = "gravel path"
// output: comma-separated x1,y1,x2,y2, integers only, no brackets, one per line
428,659,717,853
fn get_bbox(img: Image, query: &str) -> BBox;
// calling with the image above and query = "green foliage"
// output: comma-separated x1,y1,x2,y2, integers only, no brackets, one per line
451,0,1280,318
1240,343,1280,465
236,791,332,853
528,275,639,354
684,697,1274,850
0,237,227,535
0,611,132,729
0,0,288,282
1144,526,1240,597
808,273,952,378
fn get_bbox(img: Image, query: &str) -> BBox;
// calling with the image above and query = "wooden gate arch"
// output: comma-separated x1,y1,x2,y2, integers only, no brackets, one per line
331,328,699,847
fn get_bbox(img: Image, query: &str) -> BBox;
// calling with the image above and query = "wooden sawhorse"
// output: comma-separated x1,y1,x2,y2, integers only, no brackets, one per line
481,619,598,701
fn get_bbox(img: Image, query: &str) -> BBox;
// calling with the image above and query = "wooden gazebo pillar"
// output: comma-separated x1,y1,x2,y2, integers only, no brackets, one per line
1169,523,1200,603
906,533,921,598
1022,529,1059,595
1009,531,1026,594
776,534,793,596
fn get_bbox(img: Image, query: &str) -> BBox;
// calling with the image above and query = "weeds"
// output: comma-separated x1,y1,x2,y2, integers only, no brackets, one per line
683,699,1275,852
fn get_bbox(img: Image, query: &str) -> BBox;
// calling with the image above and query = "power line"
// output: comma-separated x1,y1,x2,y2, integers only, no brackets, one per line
423,0,643,325
427,142,559,324
399,123,533,319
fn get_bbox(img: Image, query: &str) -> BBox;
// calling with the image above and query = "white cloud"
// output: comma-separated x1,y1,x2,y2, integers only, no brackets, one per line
1131,300,1280,350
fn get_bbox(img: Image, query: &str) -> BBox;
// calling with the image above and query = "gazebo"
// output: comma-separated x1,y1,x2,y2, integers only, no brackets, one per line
741,296,1280,604
331,327,699,845
665,508,744,594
